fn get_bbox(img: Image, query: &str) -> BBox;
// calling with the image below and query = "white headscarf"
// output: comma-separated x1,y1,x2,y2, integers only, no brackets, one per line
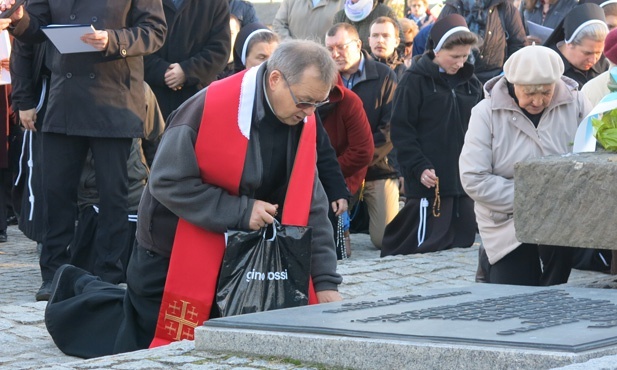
344,0,373,22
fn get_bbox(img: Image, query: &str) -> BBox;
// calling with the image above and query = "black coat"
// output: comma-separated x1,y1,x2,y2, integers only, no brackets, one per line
229,0,259,27
349,51,399,181
144,0,231,119
391,53,483,198
9,40,48,243
10,40,48,112
439,0,526,83
12,0,167,138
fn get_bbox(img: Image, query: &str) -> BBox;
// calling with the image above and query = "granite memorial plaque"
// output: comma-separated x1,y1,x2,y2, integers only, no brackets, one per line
202,285,617,352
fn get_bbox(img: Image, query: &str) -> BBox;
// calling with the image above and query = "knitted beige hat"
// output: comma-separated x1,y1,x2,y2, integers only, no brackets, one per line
503,45,564,85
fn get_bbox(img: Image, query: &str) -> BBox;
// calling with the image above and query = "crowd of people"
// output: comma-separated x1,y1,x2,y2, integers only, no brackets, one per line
0,0,615,359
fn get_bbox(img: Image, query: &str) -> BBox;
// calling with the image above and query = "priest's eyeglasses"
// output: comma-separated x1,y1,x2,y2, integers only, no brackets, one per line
280,71,329,110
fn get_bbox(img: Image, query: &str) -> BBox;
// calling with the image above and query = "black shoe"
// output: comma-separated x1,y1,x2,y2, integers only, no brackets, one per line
0,230,6,243
35,280,52,301
48,264,92,305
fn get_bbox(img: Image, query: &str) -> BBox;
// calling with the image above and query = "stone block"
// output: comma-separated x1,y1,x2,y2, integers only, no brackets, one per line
195,285,617,370
514,152,617,249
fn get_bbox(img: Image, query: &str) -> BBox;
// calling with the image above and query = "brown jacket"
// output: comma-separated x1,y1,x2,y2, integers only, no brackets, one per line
459,75,591,264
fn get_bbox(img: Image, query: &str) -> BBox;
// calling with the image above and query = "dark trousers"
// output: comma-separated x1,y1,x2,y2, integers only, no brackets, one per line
70,206,137,283
39,133,131,283
486,243,575,286
45,244,169,358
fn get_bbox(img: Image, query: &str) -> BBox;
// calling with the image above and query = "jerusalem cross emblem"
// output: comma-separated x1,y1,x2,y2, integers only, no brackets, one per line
163,300,200,341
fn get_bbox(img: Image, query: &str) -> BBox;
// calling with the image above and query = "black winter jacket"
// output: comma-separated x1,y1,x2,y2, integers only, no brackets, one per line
144,0,231,119
350,51,399,181
439,0,526,83
12,0,167,138
230,0,259,26
10,40,48,112
391,53,483,198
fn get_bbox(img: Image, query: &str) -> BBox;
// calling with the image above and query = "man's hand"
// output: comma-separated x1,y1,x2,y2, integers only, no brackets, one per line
0,18,11,30
331,198,348,217
525,35,542,46
0,0,25,24
19,108,37,131
165,63,186,91
316,290,342,303
249,200,278,230
0,57,8,71
80,30,109,51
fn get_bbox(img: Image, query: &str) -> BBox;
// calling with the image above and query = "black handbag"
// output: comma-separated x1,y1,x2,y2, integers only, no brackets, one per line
216,220,312,317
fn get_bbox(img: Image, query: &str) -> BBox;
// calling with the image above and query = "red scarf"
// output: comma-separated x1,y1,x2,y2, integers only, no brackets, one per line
150,69,318,348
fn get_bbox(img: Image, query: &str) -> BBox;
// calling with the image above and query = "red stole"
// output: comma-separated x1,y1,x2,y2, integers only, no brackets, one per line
150,69,318,348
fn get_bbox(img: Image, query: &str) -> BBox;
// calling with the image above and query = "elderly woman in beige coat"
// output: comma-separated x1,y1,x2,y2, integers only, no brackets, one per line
459,45,591,286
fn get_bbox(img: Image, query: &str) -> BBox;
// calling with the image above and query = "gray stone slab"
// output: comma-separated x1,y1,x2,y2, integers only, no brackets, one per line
514,152,617,249
196,285,617,370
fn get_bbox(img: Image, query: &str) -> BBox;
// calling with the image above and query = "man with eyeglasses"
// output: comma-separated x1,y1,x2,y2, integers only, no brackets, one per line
369,16,407,79
41,40,343,358
326,22,400,250
398,17,419,68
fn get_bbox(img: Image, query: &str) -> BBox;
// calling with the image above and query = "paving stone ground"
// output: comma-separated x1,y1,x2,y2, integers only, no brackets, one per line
2,224,617,370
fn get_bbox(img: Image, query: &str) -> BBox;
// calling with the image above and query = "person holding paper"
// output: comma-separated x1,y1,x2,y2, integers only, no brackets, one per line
4,0,167,301
520,0,577,44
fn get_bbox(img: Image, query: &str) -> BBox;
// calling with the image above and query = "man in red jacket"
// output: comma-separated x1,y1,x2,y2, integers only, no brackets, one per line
318,75,374,257
326,22,400,250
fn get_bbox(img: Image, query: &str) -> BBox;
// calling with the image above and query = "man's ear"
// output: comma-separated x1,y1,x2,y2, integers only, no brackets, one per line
268,69,282,89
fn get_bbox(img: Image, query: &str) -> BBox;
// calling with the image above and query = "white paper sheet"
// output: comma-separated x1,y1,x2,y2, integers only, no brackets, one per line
526,21,553,45
41,24,98,54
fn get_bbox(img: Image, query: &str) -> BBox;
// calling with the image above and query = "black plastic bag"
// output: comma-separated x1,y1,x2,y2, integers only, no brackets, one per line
216,220,312,317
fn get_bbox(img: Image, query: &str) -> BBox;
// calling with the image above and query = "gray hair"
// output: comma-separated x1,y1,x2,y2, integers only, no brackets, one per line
519,84,556,94
570,23,609,45
266,40,338,86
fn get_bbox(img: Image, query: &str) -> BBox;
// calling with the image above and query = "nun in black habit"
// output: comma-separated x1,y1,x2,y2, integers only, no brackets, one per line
543,3,610,89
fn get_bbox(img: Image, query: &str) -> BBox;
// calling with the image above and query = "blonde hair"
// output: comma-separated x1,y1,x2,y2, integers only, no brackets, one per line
398,17,419,40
